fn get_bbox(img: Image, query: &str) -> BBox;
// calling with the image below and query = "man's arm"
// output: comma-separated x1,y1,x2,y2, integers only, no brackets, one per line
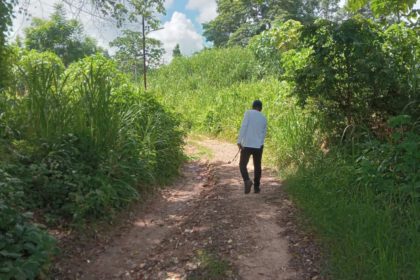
237,111,249,148
261,118,267,147
262,118,267,144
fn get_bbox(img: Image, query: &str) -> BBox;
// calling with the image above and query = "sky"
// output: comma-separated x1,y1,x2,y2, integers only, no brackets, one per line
9,0,420,63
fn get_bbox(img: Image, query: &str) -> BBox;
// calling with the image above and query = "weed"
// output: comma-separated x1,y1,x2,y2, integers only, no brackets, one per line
187,250,233,280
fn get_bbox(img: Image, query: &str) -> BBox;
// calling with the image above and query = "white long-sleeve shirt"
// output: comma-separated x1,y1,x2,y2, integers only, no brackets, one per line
237,109,267,149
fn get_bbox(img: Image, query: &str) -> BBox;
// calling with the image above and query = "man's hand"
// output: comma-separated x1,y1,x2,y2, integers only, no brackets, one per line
237,143,242,150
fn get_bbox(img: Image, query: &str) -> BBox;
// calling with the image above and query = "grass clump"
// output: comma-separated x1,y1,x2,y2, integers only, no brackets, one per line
187,250,233,280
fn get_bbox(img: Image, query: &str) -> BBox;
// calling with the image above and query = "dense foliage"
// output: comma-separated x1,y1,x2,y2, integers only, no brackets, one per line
293,17,419,134
0,201,56,279
0,51,184,278
1,1,179,278
347,0,419,20
0,0,15,90
23,4,105,66
203,0,340,47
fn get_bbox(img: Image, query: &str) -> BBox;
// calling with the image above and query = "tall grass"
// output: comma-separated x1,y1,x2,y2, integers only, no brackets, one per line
150,48,319,168
65,55,122,154
11,51,68,140
1,50,185,278
287,146,420,279
3,51,184,222
148,47,420,280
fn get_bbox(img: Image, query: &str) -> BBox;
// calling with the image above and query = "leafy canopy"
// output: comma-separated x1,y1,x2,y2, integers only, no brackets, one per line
23,4,103,65
85,0,166,28
110,30,164,79
0,0,17,89
346,0,418,19
203,0,340,47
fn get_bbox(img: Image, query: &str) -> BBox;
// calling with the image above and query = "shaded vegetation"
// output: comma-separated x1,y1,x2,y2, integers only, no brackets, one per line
0,51,184,278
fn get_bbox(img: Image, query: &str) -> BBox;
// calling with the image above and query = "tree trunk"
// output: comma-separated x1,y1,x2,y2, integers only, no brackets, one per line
142,15,147,91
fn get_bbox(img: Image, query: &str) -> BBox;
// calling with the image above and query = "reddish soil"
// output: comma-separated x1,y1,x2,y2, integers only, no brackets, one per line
51,138,322,280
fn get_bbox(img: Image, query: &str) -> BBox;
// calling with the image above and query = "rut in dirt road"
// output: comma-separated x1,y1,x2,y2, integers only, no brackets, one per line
53,139,321,280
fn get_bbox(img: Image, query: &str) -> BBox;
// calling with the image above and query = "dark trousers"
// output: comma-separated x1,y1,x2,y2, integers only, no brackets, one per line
239,146,263,188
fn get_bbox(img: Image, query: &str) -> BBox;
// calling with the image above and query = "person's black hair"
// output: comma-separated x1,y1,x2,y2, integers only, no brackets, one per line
252,100,262,110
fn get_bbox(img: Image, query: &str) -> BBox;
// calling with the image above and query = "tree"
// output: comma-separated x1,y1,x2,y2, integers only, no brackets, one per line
172,44,182,58
110,30,164,81
203,0,340,47
61,0,166,89
23,4,103,65
0,0,16,89
132,0,165,90
346,0,418,22
0,0,14,51
92,0,166,89
317,0,341,20
249,20,305,76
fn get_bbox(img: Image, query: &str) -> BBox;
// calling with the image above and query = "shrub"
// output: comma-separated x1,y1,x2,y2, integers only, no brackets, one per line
0,201,56,280
294,18,419,138
1,52,185,226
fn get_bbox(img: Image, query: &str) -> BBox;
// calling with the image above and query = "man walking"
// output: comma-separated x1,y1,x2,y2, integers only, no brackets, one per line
237,100,267,194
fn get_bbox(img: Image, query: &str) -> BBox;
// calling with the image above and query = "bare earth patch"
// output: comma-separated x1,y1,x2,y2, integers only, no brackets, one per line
52,138,322,280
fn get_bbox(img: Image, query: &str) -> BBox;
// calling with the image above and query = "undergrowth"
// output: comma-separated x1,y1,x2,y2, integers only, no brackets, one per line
0,51,184,278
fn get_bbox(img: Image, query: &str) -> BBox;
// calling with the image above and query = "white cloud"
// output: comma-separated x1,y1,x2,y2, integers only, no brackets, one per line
186,0,217,23
150,12,204,63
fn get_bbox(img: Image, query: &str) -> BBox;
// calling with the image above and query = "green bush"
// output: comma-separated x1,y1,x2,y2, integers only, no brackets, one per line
63,54,126,154
294,18,419,136
0,201,56,280
0,168,25,208
249,20,304,76
1,51,185,225
355,115,419,202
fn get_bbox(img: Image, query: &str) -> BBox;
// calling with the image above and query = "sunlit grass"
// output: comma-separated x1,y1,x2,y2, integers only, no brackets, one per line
149,47,420,280
188,139,214,160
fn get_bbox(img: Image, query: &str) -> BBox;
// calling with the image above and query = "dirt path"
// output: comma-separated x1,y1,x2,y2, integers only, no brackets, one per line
53,138,321,280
